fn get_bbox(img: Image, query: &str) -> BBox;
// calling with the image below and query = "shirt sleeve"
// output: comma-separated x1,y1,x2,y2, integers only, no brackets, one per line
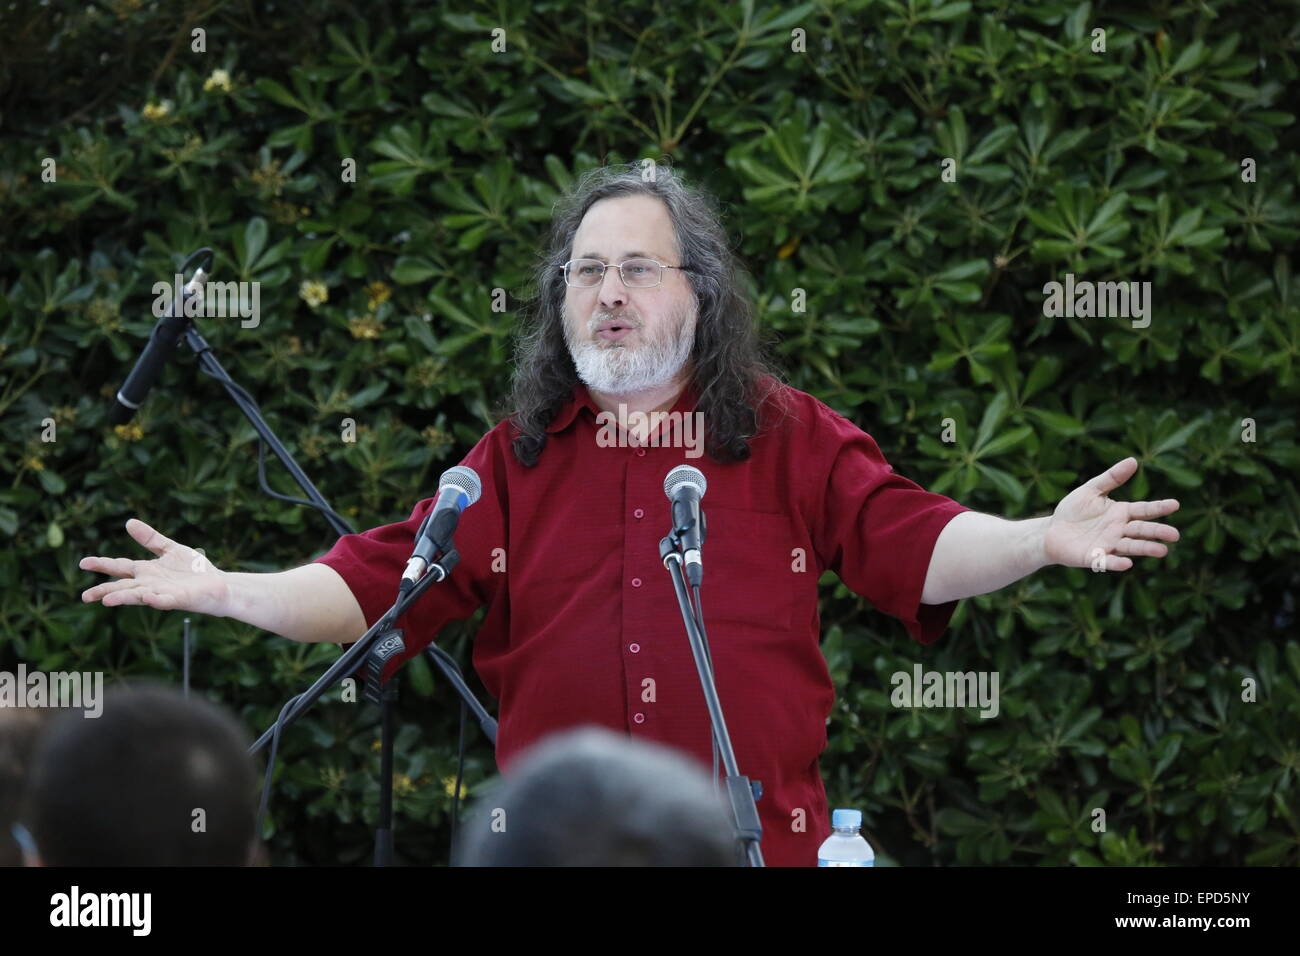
808,401,971,645
311,428,507,665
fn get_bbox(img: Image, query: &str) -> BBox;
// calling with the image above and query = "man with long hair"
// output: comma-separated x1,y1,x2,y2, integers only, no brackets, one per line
79,162,1180,866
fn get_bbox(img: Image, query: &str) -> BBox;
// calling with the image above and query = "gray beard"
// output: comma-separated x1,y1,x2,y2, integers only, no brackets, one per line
565,304,697,394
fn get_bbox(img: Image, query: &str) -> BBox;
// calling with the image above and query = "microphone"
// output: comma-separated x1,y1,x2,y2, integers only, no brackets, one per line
400,465,482,591
108,267,207,425
664,465,707,586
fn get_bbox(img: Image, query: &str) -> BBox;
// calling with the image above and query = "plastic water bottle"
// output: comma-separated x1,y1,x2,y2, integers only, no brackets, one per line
818,808,875,866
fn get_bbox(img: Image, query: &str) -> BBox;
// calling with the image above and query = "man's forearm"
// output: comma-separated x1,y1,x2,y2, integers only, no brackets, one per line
224,563,368,644
920,511,1052,605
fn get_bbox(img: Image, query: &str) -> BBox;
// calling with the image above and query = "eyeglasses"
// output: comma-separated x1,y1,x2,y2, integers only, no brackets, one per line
561,258,692,289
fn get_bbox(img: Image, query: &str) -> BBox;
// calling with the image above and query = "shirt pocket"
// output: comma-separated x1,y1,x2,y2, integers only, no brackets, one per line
696,507,797,632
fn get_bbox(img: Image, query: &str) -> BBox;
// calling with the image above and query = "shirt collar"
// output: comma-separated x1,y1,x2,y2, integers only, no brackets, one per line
545,381,700,434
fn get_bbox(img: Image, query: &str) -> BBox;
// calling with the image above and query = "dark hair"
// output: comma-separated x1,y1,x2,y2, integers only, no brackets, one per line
455,726,740,866
23,683,257,866
504,160,787,467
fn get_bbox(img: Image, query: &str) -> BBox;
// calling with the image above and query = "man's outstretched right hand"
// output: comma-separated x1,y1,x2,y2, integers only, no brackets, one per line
79,518,233,617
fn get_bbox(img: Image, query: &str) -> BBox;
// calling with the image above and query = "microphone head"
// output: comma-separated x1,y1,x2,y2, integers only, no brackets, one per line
664,464,706,501
440,465,482,506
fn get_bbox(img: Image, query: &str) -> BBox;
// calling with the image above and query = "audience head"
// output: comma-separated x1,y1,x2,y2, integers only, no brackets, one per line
21,682,258,865
456,726,739,866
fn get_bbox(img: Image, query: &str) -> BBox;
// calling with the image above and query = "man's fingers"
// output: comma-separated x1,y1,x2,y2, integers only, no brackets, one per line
125,518,178,557
1088,456,1138,495
1116,536,1168,558
103,587,176,609
79,555,137,578
82,578,137,603
102,588,147,608
1128,498,1180,520
1124,518,1181,542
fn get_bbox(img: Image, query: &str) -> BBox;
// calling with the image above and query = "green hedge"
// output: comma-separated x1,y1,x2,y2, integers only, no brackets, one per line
2,0,1297,865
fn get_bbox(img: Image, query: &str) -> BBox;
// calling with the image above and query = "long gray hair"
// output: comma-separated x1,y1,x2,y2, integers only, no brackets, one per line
503,161,785,467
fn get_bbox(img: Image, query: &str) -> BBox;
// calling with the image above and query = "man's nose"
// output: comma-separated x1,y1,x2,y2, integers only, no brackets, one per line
597,265,627,308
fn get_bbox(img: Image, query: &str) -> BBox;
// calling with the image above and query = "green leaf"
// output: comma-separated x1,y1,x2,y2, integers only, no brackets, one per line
1088,192,1129,234
244,217,269,271
966,126,1018,165
935,281,983,303
975,462,1026,503
924,2,971,21
977,425,1033,458
347,382,389,408
974,392,1010,449
37,470,67,496
256,78,303,111
403,314,438,355
1023,356,1062,400
1170,39,1206,75
937,259,990,282
391,257,440,284
1025,408,1086,437
301,237,336,273
1151,418,1204,454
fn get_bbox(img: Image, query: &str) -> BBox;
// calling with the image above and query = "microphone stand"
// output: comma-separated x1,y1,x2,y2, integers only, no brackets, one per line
423,644,498,861
362,630,407,867
180,319,353,539
358,627,499,865
249,550,460,857
187,315,498,861
139,250,496,864
658,532,765,868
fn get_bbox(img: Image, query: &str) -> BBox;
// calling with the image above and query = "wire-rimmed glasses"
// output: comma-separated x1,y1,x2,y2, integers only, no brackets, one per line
561,258,692,288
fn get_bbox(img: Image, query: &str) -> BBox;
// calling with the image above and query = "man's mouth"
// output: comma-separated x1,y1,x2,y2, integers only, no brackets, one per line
595,319,638,342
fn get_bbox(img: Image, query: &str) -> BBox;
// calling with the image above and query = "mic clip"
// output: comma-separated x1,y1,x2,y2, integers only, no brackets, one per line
398,547,461,595
670,500,707,544
362,629,406,703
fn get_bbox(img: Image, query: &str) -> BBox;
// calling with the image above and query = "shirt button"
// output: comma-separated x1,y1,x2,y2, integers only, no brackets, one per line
633,508,644,519
629,643,640,653
631,577,642,587
636,448,646,457
633,713,645,724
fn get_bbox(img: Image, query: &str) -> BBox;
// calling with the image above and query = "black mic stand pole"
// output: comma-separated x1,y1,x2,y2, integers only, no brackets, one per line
188,318,496,858
362,631,407,867
658,534,765,867
147,250,496,863
248,550,458,749
248,551,459,859
179,320,354,539
174,265,495,733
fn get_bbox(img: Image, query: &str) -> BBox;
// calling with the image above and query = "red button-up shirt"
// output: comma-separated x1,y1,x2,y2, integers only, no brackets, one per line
314,380,970,866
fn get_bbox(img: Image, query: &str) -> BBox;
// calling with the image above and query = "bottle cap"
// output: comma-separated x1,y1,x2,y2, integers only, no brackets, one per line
832,808,862,829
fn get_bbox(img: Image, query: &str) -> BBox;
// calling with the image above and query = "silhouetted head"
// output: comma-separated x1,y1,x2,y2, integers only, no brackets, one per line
455,726,740,866
22,683,258,866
